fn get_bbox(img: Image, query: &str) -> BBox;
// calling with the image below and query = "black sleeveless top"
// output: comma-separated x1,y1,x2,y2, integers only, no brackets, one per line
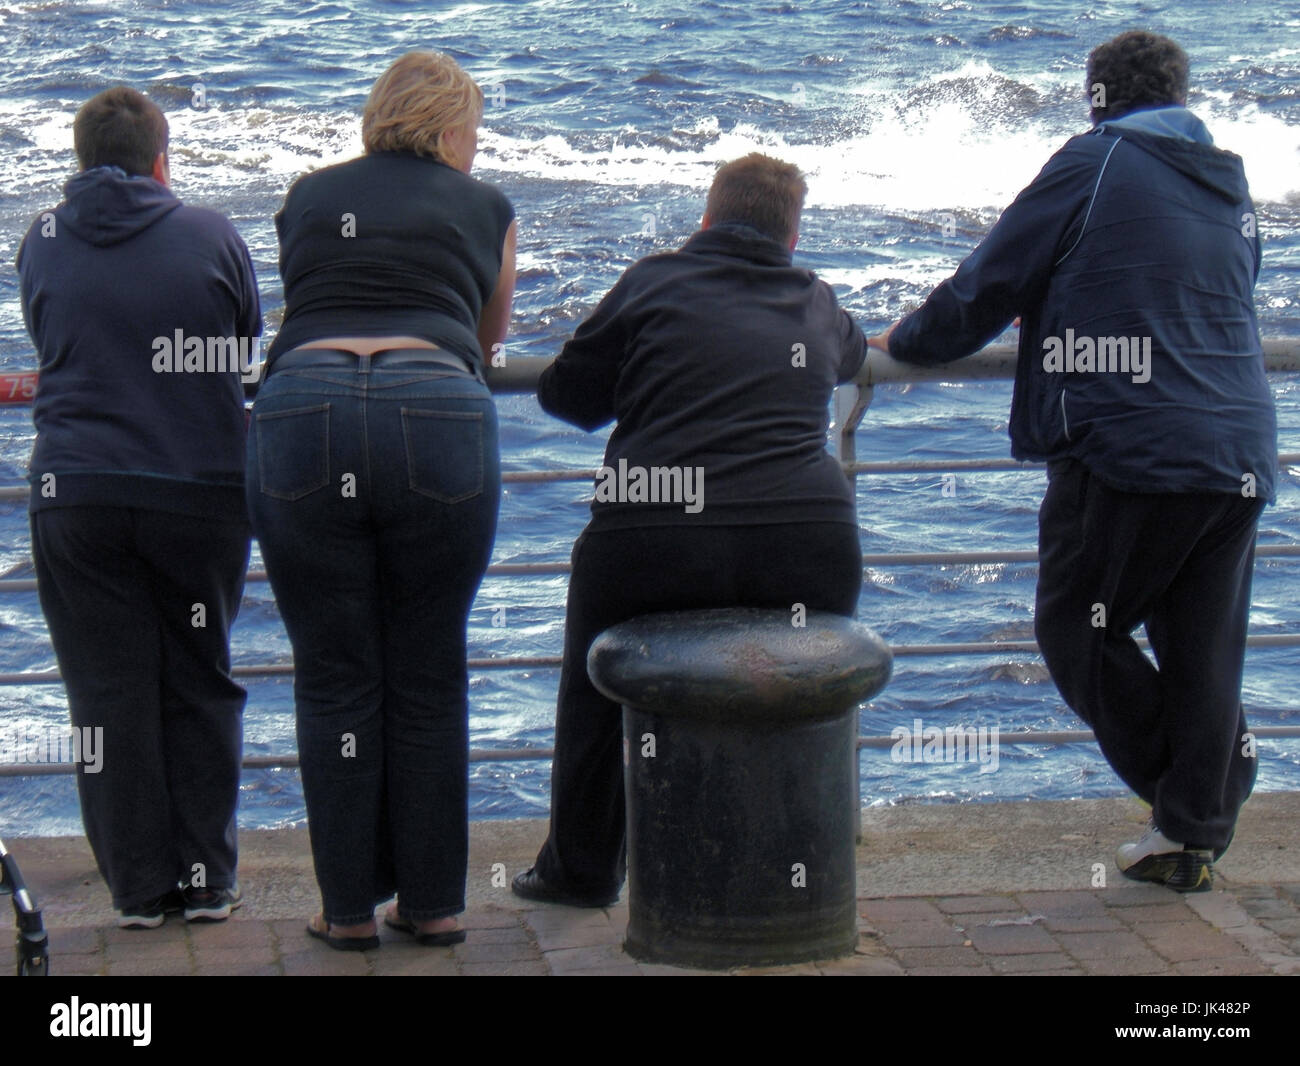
268,151,514,369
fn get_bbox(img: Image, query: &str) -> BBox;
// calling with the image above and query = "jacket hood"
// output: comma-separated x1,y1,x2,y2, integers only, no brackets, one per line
683,220,794,266
55,166,181,246
1094,107,1249,203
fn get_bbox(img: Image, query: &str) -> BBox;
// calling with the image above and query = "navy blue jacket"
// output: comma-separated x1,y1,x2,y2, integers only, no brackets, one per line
18,167,261,517
539,221,866,528
891,107,1276,500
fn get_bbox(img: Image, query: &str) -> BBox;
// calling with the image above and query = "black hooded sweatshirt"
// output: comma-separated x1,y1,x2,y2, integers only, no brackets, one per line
539,221,866,529
17,166,261,518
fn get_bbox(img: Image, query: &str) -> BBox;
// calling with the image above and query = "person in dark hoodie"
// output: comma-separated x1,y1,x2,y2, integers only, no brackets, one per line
869,31,1276,891
512,153,865,907
16,87,261,927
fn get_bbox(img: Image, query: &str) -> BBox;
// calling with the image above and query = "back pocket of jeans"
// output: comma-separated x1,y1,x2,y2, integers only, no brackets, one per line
402,408,483,503
255,404,330,501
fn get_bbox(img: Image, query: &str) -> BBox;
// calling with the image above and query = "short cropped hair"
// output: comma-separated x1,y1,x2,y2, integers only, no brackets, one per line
705,153,807,245
73,87,169,177
1087,31,1189,123
362,51,484,162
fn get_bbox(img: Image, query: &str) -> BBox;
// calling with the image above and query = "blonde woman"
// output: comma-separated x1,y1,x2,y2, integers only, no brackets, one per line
248,52,516,949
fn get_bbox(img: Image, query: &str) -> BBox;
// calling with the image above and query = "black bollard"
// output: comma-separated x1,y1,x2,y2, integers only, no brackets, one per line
587,607,892,969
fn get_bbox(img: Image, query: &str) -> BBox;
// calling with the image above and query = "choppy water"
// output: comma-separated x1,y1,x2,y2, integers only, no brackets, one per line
0,0,1296,835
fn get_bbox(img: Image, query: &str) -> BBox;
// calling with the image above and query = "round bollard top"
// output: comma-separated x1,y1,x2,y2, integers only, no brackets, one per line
587,607,892,722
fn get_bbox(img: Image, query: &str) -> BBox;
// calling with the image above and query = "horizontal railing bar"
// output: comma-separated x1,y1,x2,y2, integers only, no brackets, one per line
2,632,1297,688
889,634,1300,655
854,724,1300,749
3,722,1297,777
845,453,1300,475
863,546,1294,565
1,452,1296,502
0,656,568,685
0,543,1296,594
1,338,1295,403
852,339,1300,387
487,343,1300,392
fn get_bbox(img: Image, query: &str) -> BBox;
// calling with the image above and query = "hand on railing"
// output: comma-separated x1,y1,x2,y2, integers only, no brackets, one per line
866,321,896,356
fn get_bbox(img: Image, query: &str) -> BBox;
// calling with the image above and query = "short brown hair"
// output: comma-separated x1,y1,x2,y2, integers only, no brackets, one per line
73,87,168,176
1087,31,1189,123
705,153,807,245
362,51,484,162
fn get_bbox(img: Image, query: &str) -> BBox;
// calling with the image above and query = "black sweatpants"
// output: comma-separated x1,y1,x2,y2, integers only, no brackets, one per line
31,506,250,910
1034,460,1263,851
534,521,862,897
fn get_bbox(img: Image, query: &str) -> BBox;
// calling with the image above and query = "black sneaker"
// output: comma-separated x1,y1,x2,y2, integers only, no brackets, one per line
183,882,243,922
511,867,618,908
118,886,185,929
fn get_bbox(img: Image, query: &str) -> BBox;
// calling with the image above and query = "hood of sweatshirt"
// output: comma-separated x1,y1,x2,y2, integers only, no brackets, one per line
682,219,795,267
54,165,181,246
1094,106,1249,204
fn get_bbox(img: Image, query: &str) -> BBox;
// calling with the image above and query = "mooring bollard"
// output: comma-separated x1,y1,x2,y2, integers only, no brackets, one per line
587,606,892,970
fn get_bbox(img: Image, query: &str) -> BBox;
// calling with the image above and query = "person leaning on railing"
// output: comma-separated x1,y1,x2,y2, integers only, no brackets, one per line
246,51,517,949
869,30,1277,892
16,86,261,928
512,153,867,908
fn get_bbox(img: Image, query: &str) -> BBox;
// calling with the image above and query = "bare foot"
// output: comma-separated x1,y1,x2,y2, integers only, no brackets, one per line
308,913,377,939
384,903,459,936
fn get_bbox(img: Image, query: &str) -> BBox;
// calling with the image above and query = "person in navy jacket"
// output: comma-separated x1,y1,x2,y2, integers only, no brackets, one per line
17,87,260,927
871,31,1277,891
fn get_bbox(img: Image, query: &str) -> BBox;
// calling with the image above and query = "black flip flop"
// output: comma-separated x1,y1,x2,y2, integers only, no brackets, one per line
306,918,380,952
384,912,467,947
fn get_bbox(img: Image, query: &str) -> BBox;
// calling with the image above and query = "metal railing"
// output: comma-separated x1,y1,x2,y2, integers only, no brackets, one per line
0,339,1297,778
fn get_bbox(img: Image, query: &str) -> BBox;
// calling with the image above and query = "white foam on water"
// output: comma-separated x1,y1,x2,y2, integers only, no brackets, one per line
468,64,1069,213
1190,94,1300,203
817,259,959,294
6,55,1294,216
163,103,363,187
471,64,1300,209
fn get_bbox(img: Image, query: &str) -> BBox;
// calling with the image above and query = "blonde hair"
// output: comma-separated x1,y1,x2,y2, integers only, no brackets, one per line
361,51,484,163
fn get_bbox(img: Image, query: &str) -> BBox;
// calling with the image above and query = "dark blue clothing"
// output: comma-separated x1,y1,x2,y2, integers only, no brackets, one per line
890,106,1272,855
246,364,500,924
1035,460,1261,852
31,507,249,909
539,222,866,529
18,166,261,518
530,222,866,896
890,107,1276,500
268,152,514,371
257,151,509,924
18,163,257,913
535,523,862,899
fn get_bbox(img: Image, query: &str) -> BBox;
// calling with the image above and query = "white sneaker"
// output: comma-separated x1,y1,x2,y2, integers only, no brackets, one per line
1116,819,1212,892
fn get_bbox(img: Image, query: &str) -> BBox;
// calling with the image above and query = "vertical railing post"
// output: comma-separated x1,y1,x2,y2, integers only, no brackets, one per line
833,382,876,844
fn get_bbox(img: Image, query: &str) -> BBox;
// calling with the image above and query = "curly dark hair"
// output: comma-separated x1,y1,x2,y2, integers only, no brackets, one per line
1086,31,1189,123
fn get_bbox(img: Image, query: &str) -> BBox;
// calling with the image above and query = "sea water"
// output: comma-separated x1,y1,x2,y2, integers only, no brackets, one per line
0,0,1295,835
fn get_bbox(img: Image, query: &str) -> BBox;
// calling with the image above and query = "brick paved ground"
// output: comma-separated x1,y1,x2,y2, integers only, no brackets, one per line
19,880,1300,976
6,798,1298,976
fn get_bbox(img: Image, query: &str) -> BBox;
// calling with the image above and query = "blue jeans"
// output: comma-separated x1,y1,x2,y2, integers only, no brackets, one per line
246,363,499,923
